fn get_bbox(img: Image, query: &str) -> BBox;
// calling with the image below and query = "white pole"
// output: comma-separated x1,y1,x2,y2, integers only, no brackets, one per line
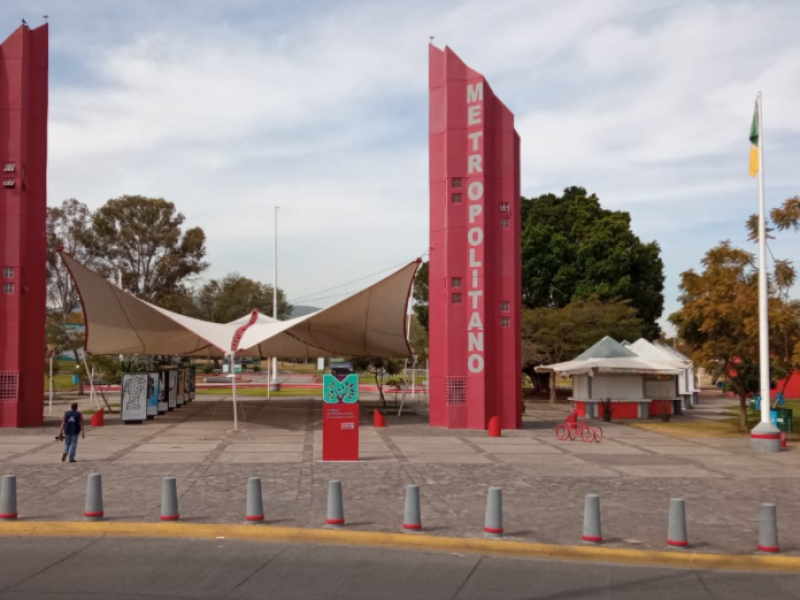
411,355,417,400
48,351,53,414
756,91,771,426
266,358,270,400
271,206,279,384
231,352,238,431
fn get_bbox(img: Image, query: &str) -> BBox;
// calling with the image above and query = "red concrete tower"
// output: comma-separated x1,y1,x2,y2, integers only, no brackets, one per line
428,46,522,430
0,24,48,427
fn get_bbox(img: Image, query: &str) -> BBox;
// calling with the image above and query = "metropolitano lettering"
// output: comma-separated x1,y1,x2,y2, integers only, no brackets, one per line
466,81,484,374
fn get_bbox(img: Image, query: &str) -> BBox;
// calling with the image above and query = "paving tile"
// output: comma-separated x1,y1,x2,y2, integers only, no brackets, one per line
644,446,731,456
559,444,648,455
404,454,493,464
113,453,210,464
478,444,565,454
610,466,724,478
130,443,221,453
221,444,305,453
214,453,303,463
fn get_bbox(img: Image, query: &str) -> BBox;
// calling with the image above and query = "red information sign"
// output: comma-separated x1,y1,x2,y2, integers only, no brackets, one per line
322,403,359,461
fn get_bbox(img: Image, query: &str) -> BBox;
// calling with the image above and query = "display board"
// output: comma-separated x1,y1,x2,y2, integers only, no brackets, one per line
146,372,160,418
322,373,359,461
157,371,168,414
167,369,178,410
176,368,185,406
121,373,148,423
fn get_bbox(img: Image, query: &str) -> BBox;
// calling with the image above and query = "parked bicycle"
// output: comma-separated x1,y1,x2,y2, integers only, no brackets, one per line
555,409,603,443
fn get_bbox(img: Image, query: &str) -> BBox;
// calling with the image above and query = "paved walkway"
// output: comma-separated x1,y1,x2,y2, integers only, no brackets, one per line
1,396,799,555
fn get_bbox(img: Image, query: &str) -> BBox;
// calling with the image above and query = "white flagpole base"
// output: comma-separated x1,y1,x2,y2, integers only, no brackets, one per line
751,421,781,453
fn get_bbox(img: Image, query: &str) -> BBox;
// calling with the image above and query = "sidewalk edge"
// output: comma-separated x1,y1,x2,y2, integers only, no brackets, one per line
1,521,797,573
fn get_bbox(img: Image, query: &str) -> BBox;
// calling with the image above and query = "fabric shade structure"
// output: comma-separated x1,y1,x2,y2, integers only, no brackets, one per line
536,336,682,377
61,252,420,358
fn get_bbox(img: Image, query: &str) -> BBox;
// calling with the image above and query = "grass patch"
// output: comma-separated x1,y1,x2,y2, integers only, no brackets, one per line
630,400,800,439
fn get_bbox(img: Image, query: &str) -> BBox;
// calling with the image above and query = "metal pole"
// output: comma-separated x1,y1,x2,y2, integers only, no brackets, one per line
756,91,770,426
266,358,270,400
271,206,279,384
48,351,53,414
231,352,238,431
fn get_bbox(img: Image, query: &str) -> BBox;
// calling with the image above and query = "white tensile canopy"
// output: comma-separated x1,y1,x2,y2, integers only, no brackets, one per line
535,336,681,377
62,253,419,359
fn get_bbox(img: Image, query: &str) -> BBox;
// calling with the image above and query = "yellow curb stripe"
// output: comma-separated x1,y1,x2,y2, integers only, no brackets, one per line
0,521,798,573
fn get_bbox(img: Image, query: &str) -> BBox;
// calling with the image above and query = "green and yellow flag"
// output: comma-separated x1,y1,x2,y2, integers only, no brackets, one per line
749,101,760,177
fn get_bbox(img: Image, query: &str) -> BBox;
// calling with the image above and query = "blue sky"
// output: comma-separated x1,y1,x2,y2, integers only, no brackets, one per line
2,0,799,333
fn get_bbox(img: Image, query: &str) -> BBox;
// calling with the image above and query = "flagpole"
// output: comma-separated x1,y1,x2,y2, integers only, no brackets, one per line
752,91,781,452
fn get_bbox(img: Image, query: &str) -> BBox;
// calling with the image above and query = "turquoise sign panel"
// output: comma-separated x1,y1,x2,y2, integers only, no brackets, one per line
323,374,359,404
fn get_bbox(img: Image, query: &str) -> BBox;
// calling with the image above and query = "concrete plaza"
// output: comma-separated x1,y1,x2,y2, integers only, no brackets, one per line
1,396,799,555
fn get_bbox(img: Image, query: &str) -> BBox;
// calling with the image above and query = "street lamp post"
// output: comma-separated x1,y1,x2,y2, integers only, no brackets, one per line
271,206,279,387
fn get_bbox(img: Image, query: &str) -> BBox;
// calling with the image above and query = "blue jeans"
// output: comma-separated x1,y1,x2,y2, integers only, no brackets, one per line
63,434,79,461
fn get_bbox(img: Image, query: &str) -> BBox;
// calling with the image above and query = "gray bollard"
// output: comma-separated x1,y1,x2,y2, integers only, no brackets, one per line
402,484,422,531
582,493,602,543
758,503,779,553
160,476,179,521
84,473,104,521
326,480,344,526
484,486,503,537
0,474,17,520
245,477,265,524
666,498,687,547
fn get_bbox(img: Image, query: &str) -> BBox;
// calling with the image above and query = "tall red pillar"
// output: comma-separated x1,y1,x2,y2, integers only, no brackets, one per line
0,24,48,427
428,46,522,430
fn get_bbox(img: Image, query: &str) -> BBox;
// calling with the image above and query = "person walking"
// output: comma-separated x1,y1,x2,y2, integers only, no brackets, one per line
59,402,85,463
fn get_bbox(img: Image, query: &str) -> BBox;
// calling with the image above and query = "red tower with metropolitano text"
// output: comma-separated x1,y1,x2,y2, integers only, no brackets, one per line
428,45,522,430
0,24,48,427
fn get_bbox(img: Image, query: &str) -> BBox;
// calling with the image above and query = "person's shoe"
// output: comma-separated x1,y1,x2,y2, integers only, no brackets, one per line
69,459,76,463
62,453,67,462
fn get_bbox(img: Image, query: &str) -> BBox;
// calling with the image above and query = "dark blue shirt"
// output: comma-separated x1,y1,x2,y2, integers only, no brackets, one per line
63,410,82,435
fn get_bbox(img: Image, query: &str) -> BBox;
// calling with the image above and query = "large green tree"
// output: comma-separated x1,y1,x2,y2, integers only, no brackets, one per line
412,261,429,332
46,199,95,322
194,274,293,323
522,297,644,393
86,195,208,309
521,187,665,338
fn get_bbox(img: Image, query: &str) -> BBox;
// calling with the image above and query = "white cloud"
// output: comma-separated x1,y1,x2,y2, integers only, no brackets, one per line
4,0,799,320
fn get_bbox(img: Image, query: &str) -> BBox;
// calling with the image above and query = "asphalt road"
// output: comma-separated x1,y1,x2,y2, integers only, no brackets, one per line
1,536,799,600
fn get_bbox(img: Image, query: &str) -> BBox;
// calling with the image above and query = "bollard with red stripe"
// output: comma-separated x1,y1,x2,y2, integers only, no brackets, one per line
0,474,17,520
84,473,104,521
758,503,779,553
160,476,179,521
245,477,265,524
402,484,422,531
666,498,687,547
484,486,503,537
326,480,344,526
582,494,602,543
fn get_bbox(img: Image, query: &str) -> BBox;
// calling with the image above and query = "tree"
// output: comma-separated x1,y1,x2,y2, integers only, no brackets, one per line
412,261,429,332
86,195,209,307
194,274,293,323
745,195,800,397
46,199,95,322
521,187,665,339
352,356,403,408
522,297,644,396
669,241,798,429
